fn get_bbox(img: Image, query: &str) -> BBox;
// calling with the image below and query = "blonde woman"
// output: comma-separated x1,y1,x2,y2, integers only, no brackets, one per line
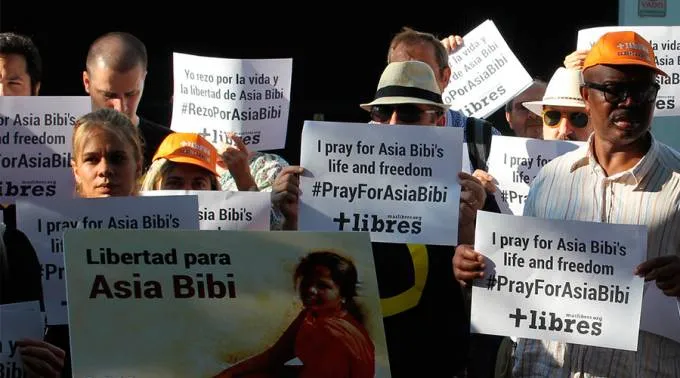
71,108,143,198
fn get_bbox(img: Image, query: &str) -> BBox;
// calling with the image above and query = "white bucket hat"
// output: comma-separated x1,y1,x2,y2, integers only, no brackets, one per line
523,67,585,116
360,60,450,111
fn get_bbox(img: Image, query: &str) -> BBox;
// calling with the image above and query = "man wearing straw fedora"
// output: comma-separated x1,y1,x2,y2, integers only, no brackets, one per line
454,30,680,377
523,67,593,141
360,60,487,377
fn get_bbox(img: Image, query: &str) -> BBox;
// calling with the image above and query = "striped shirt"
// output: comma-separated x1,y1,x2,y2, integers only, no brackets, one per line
514,133,680,378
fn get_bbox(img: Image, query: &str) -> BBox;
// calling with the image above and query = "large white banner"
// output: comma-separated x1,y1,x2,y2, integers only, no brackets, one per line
171,53,292,151
15,196,199,325
0,96,91,202
298,121,462,245
577,26,680,117
487,136,584,215
444,19,533,119
471,211,647,351
141,190,271,230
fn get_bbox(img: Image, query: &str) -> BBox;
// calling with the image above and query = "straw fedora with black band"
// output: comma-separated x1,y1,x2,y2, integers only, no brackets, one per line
360,60,451,112
522,67,585,116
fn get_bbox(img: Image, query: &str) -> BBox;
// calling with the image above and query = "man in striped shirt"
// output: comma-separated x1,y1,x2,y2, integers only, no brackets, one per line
453,31,680,377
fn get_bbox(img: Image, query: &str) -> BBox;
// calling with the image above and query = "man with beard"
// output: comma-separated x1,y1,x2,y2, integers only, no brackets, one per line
523,67,592,141
453,31,680,377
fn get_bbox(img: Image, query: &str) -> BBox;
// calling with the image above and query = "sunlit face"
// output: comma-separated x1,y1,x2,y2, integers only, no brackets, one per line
299,265,342,313
390,42,450,91
83,61,145,125
72,129,140,197
581,65,657,147
159,163,213,191
0,53,35,96
507,83,546,139
542,105,592,141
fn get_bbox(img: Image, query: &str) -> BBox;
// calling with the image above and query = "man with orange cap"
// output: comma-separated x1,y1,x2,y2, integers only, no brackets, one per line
453,30,680,376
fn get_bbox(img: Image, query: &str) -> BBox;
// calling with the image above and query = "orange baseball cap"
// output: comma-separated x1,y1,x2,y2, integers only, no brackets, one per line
152,133,219,176
583,31,667,77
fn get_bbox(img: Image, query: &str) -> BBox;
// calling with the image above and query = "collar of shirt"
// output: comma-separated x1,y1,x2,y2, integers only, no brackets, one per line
568,132,659,188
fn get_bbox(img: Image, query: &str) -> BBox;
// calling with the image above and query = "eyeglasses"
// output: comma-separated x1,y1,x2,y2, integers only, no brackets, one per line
543,110,589,128
370,104,441,124
583,81,660,104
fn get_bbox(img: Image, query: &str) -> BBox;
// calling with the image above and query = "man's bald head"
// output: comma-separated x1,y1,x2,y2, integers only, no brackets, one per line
83,32,148,125
85,32,147,73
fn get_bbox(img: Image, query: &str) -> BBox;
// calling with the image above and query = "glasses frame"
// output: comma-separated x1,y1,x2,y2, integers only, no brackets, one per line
370,104,442,124
542,110,589,129
583,81,661,104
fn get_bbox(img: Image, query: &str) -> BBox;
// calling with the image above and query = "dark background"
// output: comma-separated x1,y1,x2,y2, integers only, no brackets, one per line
0,4,619,164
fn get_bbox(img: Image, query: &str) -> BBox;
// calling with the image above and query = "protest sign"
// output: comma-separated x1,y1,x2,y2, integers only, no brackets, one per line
298,121,462,245
640,282,680,343
16,196,199,325
0,302,44,377
471,211,646,350
0,96,91,202
63,229,390,377
444,19,533,119
487,136,584,215
171,53,292,151
141,190,271,230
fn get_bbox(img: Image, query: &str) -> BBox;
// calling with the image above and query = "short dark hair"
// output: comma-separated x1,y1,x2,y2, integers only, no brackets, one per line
0,32,42,95
86,32,148,73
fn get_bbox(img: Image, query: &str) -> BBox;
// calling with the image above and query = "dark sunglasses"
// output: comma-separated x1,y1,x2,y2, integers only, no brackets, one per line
583,81,660,104
543,110,589,128
370,104,441,124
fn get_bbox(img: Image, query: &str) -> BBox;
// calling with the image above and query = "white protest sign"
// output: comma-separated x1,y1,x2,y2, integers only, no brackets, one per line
171,53,292,151
0,301,40,313
0,304,44,376
0,96,91,202
15,196,200,325
487,136,584,215
640,282,680,343
140,190,271,230
577,26,680,117
462,144,471,174
471,211,646,351
444,19,533,119
298,120,462,245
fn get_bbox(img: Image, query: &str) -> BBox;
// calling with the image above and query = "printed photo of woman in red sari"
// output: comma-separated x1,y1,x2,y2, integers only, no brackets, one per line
213,250,376,378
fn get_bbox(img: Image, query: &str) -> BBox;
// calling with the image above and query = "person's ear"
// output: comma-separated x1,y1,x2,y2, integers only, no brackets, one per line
83,71,91,94
440,67,452,90
580,86,591,113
